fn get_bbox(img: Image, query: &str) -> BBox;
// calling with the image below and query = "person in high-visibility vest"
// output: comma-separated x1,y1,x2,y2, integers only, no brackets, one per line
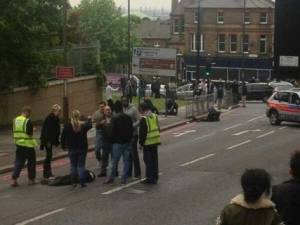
139,102,161,185
12,106,38,187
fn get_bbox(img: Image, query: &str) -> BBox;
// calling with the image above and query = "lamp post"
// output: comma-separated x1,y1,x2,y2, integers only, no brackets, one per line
176,52,183,84
128,0,131,79
196,0,201,81
241,0,246,81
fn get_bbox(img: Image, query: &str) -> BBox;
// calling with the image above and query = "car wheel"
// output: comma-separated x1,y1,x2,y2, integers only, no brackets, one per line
269,111,281,125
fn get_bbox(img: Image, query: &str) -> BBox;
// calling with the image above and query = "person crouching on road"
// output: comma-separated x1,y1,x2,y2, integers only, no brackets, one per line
139,103,161,185
216,169,283,225
12,106,38,187
40,104,61,179
61,110,92,188
104,101,133,185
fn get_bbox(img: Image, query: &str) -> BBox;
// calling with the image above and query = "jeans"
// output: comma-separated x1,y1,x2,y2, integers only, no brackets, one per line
128,136,141,177
95,130,103,162
109,143,131,182
143,145,159,183
12,146,36,180
43,142,53,178
69,150,87,185
101,142,112,174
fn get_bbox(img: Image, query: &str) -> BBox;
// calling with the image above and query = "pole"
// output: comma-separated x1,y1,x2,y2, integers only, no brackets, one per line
63,0,69,124
196,0,201,81
241,0,246,81
128,0,131,78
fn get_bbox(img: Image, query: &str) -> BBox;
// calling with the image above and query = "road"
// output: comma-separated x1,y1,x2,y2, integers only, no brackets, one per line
0,103,299,225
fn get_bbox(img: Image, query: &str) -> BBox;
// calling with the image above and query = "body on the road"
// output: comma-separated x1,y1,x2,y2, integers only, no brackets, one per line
272,151,300,225
139,102,161,185
11,106,38,187
40,104,61,179
61,110,92,187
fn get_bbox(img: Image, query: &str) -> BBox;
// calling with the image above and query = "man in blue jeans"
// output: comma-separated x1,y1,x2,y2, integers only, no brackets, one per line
104,100,133,185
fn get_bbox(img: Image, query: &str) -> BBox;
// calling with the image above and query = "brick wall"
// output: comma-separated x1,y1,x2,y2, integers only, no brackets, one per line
0,76,102,126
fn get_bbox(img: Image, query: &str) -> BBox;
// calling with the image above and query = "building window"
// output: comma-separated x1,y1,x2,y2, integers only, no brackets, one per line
154,42,160,48
173,19,183,33
217,11,224,24
260,12,268,24
191,33,204,52
218,34,226,52
242,34,249,53
194,11,199,23
244,11,250,24
260,35,267,54
230,34,237,53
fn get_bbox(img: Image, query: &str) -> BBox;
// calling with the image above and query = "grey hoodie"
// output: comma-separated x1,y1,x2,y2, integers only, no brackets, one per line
123,105,140,136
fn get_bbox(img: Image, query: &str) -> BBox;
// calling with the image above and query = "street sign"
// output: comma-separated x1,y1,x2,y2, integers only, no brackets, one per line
56,67,75,79
132,47,176,77
279,56,299,67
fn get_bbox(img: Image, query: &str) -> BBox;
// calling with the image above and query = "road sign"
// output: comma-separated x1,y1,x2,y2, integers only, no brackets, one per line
279,56,299,67
56,67,75,79
132,47,176,77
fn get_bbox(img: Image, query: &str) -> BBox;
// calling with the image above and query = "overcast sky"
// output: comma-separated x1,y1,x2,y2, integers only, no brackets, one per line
70,0,171,10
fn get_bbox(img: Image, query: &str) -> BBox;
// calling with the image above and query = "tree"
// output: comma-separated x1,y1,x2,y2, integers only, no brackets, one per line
0,0,65,91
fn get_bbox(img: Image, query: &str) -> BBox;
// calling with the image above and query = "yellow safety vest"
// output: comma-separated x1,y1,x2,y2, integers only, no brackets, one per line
143,113,161,146
13,115,38,148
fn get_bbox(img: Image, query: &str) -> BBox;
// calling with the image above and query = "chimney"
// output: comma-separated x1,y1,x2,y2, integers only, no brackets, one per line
172,0,179,13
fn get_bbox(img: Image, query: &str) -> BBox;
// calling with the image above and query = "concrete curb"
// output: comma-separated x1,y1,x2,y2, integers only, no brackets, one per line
0,105,240,175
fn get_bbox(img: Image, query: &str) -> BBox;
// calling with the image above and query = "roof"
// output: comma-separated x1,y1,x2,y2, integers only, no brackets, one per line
172,0,274,14
133,20,171,40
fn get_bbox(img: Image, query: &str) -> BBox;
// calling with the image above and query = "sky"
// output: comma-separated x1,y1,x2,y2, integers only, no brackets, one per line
70,0,171,10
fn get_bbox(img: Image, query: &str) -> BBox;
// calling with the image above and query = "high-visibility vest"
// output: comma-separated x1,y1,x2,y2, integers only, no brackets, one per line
143,113,161,146
13,115,38,148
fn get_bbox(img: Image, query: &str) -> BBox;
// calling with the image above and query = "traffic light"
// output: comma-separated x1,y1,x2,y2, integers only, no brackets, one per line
205,63,212,76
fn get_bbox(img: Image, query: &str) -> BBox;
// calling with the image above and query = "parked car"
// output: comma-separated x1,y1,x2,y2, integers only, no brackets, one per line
269,81,294,92
176,84,194,99
266,89,300,125
145,84,166,97
240,83,273,102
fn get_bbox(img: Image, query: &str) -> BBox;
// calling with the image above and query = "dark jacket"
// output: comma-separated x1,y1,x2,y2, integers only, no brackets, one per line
216,194,282,225
100,118,113,144
217,85,224,99
232,82,239,94
272,178,300,225
242,83,248,95
111,113,133,144
61,119,92,151
40,113,60,146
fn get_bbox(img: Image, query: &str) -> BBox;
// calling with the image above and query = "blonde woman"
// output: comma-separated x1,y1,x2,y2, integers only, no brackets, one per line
61,110,92,187
40,104,61,179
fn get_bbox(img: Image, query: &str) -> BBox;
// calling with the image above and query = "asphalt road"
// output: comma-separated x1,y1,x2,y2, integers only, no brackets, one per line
0,103,299,225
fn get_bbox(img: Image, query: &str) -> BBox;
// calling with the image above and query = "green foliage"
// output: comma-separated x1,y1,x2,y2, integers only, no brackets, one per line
0,0,64,91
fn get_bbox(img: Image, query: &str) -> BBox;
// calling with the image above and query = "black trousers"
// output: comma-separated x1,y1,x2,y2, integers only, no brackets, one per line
12,146,36,180
128,136,141,177
43,143,53,178
101,142,112,174
143,145,159,182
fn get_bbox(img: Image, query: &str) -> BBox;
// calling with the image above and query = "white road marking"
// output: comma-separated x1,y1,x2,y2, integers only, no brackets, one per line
102,173,163,195
174,130,196,137
227,140,252,150
224,123,243,131
246,115,265,123
256,131,275,139
180,154,215,167
15,208,65,225
233,129,262,136
279,126,287,130
194,133,215,141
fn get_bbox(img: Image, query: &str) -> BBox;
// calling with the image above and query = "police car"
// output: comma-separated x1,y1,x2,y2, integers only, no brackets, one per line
266,89,300,125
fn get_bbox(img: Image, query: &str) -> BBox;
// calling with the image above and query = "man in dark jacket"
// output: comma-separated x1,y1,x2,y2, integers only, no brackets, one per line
272,151,300,225
104,101,133,185
40,104,61,178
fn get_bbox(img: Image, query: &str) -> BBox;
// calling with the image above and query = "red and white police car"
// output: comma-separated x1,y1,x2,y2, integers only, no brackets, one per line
266,89,300,125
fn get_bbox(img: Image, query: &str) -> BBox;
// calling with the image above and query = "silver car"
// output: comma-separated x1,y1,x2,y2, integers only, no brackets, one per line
176,84,194,99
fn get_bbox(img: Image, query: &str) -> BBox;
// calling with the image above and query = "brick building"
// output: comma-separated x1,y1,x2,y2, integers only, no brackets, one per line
170,0,275,81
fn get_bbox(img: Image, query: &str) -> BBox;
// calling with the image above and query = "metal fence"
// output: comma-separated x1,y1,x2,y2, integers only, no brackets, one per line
185,91,234,119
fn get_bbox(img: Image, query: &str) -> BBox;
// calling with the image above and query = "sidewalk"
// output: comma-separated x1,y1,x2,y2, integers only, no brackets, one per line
0,108,189,173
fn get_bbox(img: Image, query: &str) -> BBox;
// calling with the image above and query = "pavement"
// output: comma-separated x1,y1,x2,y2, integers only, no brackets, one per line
0,102,298,225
